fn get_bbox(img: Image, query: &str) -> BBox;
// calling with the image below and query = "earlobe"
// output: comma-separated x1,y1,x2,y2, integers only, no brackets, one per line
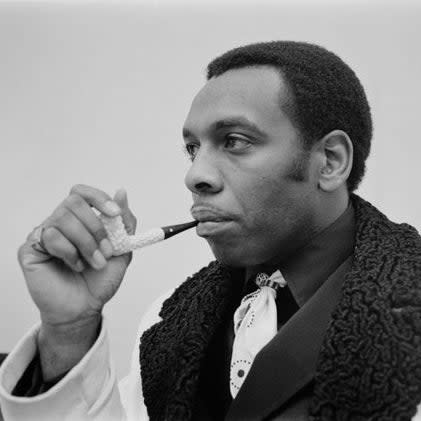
318,130,353,192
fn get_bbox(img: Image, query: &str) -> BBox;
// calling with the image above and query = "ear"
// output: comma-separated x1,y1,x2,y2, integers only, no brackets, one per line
317,130,353,192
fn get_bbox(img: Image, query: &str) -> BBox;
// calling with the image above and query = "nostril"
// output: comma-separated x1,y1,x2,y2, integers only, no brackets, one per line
195,182,211,191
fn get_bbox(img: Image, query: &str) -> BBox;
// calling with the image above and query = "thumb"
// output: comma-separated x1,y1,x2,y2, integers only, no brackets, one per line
113,189,137,235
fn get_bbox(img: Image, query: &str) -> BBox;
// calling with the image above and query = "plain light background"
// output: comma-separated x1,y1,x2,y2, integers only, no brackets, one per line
0,0,420,378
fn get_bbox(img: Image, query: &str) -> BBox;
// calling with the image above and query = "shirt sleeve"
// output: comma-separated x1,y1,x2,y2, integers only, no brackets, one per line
0,288,174,421
11,351,68,397
0,319,124,421
413,404,421,420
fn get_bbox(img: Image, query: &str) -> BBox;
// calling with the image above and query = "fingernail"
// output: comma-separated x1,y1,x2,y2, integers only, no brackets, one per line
75,259,85,272
104,201,121,216
115,188,127,198
92,250,107,270
99,238,114,259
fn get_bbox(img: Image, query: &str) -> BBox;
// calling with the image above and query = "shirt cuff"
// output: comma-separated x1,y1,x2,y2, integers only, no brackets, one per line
0,318,121,421
11,348,69,397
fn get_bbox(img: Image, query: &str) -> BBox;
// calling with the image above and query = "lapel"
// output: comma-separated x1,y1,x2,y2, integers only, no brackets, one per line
226,255,353,421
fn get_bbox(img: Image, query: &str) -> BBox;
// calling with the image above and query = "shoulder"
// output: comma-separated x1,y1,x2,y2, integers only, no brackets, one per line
135,261,222,335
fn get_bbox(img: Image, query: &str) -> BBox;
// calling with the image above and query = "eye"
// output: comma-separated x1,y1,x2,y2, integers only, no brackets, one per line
183,143,200,161
224,135,252,151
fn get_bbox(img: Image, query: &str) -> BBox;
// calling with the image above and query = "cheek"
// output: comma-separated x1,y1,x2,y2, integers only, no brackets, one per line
235,170,313,235
235,172,288,221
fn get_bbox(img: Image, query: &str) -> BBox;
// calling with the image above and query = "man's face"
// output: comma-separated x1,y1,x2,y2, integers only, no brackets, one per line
183,66,320,267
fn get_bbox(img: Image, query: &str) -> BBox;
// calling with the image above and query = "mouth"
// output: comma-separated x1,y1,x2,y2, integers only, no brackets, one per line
190,206,234,237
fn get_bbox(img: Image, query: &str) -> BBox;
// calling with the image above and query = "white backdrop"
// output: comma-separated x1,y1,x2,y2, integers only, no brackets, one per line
0,0,420,378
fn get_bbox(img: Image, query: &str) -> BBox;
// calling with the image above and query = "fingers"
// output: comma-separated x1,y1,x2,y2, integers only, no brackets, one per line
44,209,107,271
29,185,137,272
64,184,122,261
41,227,86,272
63,194,113,259
41,184,124,270
69,184,121,217
113,188,137,235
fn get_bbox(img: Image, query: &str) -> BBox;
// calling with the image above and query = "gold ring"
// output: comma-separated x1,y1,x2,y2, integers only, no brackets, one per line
30,224,49,254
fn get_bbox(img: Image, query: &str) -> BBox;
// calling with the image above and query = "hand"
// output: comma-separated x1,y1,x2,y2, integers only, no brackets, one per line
18,185,137,328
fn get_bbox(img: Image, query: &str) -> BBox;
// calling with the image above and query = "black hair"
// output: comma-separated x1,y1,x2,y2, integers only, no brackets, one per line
206,41,372,192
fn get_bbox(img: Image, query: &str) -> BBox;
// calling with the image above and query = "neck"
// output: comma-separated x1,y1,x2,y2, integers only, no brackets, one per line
315,189,350,231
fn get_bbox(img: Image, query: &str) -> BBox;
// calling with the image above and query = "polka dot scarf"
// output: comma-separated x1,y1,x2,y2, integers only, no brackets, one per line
230,270,287,397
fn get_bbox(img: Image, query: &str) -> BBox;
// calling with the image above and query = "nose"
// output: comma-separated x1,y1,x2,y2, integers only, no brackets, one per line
184,148,223,195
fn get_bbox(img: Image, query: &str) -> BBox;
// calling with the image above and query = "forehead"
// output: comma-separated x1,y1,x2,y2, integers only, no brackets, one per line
184,66,290,132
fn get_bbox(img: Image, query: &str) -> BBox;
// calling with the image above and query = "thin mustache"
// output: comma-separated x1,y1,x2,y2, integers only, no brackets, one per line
190,205,234,221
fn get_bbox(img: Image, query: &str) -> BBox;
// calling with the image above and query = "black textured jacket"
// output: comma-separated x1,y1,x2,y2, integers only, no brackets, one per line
139,195,421,421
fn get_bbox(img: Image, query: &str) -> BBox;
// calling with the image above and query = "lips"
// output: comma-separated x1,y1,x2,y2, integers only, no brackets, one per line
190,206,233,223
190,206,234,236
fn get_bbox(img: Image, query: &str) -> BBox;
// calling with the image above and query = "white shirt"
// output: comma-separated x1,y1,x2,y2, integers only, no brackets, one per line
0,290,173,421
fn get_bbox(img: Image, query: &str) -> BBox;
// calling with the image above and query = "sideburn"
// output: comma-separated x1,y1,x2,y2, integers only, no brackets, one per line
285,146,311,182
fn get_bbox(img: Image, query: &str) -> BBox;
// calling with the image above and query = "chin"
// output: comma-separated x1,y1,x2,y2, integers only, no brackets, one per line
207,240,266,268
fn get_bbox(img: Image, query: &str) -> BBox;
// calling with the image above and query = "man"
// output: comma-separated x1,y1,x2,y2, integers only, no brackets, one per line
1,41,421,420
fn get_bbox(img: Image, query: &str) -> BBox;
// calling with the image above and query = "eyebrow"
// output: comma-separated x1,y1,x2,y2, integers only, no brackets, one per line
182,116,268,140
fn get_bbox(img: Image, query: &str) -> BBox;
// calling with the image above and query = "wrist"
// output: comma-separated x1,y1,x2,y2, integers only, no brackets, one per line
37,315,101,381
39,314,101,343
